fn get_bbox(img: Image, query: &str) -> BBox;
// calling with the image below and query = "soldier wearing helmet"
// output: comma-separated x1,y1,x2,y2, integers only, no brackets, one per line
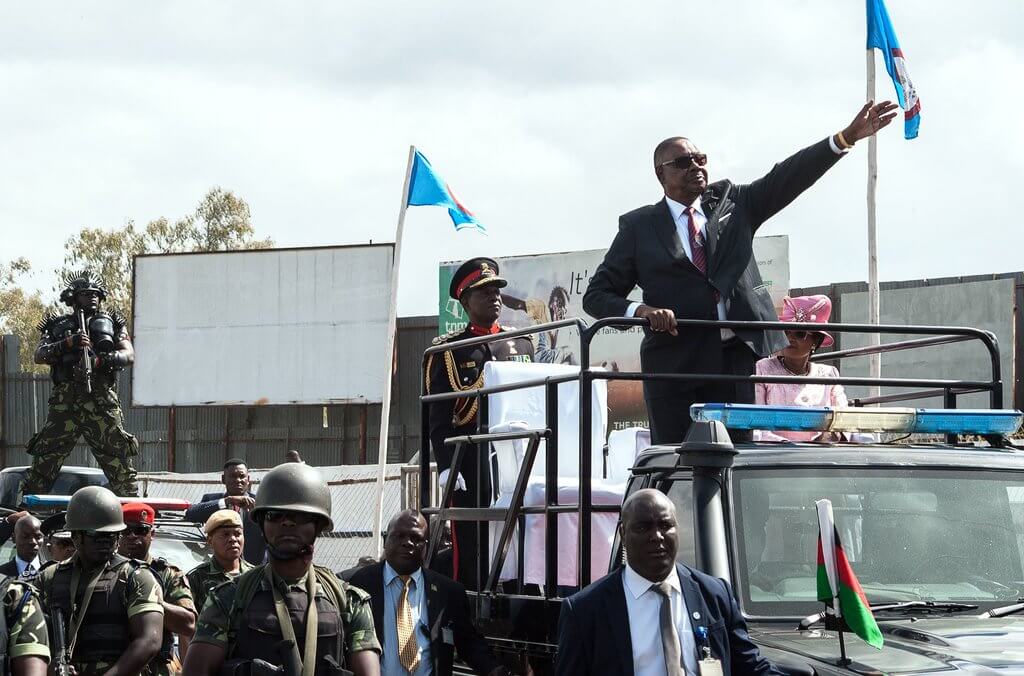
34,486,164,676
185,463,382,676
22,269,140,497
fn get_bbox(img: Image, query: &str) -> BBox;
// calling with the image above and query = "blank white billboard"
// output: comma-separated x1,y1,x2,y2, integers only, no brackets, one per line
132,245,394,406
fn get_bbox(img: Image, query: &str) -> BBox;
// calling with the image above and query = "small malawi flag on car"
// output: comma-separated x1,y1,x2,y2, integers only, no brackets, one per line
815,499,884,649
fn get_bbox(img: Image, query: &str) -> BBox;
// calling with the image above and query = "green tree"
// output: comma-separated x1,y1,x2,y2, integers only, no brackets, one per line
1,188,272,372
60,187,273,327
0,258,57,372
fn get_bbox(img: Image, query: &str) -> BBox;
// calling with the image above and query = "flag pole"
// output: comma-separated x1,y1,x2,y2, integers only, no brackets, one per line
866,49,881,401
371,144,417,557
836,614,850,666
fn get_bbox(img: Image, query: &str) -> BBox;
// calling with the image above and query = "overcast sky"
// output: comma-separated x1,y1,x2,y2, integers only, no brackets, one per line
2,1,1021,317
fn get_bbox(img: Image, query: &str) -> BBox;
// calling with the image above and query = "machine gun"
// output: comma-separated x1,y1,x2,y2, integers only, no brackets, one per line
218,640,352,676
75,309,92,393
49,607,73,676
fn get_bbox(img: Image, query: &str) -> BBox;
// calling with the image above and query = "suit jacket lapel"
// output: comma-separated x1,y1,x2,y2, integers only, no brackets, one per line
653,199,689,267
369,563,386,647
677,564,709,658
605,569,635,676
702,183,732,264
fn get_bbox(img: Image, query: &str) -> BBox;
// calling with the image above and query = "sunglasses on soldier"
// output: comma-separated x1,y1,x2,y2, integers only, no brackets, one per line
658,153,708,170
263,509,319,526
125,524,154,536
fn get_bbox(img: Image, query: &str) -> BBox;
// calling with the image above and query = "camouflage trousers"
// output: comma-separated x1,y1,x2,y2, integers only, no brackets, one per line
23,382,139,497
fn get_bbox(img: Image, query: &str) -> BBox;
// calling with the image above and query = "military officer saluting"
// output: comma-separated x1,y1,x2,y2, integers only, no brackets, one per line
184,462,381,676
35,486,164,676
0,573,50,676
22,270,140,497
426,257,534,588
117,502,197,675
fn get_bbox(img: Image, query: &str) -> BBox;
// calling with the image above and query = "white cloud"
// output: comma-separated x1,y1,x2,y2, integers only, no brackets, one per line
1,0,1021,316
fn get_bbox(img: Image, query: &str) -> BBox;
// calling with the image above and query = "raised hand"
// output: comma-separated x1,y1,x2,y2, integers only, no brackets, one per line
842,100,900,144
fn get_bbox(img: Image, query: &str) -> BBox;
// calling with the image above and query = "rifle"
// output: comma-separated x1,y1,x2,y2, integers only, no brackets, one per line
49,607,73,676
75,309,92,394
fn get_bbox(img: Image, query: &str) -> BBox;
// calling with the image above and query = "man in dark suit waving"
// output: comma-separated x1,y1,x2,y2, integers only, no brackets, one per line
349,509,508,676
583,101,898,443
557,489,780,676
184,458,265,564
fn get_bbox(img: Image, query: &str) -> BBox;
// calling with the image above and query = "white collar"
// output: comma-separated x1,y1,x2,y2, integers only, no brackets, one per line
664,195,704,223
623,563,681,600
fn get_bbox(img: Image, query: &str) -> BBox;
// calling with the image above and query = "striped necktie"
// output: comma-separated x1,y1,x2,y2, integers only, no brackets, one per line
22,563,37,581
397,575,420,673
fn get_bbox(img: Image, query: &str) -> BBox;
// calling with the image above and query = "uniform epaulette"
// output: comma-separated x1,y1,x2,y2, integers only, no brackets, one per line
108,308,128,327
37,312,64,334
431,329,462,346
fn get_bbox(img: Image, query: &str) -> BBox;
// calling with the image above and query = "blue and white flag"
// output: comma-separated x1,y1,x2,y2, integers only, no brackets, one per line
866,0,921,139
407,150,485,233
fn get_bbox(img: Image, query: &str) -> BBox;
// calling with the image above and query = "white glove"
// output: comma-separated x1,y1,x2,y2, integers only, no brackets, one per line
438,469,467,492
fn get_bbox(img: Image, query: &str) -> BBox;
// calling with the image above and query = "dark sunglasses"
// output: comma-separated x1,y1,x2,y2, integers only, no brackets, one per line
263,510,318,526
785,330,820,341
82,530,120,540
125,524,154,536
659,153,708,170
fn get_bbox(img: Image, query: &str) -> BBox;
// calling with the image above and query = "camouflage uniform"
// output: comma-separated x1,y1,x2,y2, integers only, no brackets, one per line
23,308,139,497
192,564,380,673
186,557,253,614
147,557,196,676
1,577,50,667
35,554,164,675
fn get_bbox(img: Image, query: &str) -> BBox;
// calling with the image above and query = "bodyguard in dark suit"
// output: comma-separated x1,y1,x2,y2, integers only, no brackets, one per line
349,509,508,676
557,490,781,676
583,101,899,443
184,458,265,564
0,515,43,582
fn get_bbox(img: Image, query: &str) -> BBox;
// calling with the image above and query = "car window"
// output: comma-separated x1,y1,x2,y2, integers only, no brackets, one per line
664,480,696,567
151,530,209,573
733,468,1024,616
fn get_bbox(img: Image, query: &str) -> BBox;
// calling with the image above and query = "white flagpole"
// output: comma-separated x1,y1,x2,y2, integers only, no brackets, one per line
866,50,881,401
371,145,417,557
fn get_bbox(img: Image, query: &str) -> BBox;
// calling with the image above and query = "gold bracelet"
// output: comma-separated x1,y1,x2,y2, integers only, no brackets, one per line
836,130,853,150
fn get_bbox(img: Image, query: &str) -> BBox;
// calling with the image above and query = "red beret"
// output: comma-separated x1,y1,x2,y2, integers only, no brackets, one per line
122,502,155,525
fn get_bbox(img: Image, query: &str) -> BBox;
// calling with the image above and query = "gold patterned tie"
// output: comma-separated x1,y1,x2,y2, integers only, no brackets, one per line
397,575,420,673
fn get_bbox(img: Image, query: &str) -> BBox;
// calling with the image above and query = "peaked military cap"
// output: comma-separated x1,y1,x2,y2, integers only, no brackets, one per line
449,257,507,300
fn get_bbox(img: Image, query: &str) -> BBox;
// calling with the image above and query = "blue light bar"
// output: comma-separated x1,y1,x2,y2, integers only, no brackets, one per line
22,495,191,510
691,404,1023,436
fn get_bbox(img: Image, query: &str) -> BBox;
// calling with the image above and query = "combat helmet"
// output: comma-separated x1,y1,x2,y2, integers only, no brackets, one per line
59,269,108,307
65,485,126,533
252,462,333,532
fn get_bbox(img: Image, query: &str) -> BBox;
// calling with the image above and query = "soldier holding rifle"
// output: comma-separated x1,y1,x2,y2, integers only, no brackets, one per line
22,270,140,497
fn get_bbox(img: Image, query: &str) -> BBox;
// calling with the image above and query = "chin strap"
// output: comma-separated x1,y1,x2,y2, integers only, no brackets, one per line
266,543,315,561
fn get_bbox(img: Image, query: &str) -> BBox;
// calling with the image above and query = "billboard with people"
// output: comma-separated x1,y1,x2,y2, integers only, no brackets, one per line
438,236,789,429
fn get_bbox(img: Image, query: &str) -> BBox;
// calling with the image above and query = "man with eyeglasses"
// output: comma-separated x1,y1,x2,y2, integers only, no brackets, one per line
118,502,197,676
583,101,899,444
184,462,382,676
21,269,140,497
35,486,164,676
349,509,508,676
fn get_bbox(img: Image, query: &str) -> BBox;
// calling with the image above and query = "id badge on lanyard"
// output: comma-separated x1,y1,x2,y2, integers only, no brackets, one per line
695,625,724,676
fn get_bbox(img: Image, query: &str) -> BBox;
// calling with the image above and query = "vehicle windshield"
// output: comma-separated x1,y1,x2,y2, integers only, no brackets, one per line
733,468,1024,616
151,527,209,572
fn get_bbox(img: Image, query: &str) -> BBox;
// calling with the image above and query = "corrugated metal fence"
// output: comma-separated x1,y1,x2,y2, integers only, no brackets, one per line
0,315,439,473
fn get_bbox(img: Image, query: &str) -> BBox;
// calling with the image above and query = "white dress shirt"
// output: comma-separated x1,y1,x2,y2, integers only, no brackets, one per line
622,564,700,676
15,555,42,579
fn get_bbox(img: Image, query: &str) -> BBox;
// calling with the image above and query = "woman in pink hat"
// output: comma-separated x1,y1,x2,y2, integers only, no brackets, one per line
754,294,847,442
